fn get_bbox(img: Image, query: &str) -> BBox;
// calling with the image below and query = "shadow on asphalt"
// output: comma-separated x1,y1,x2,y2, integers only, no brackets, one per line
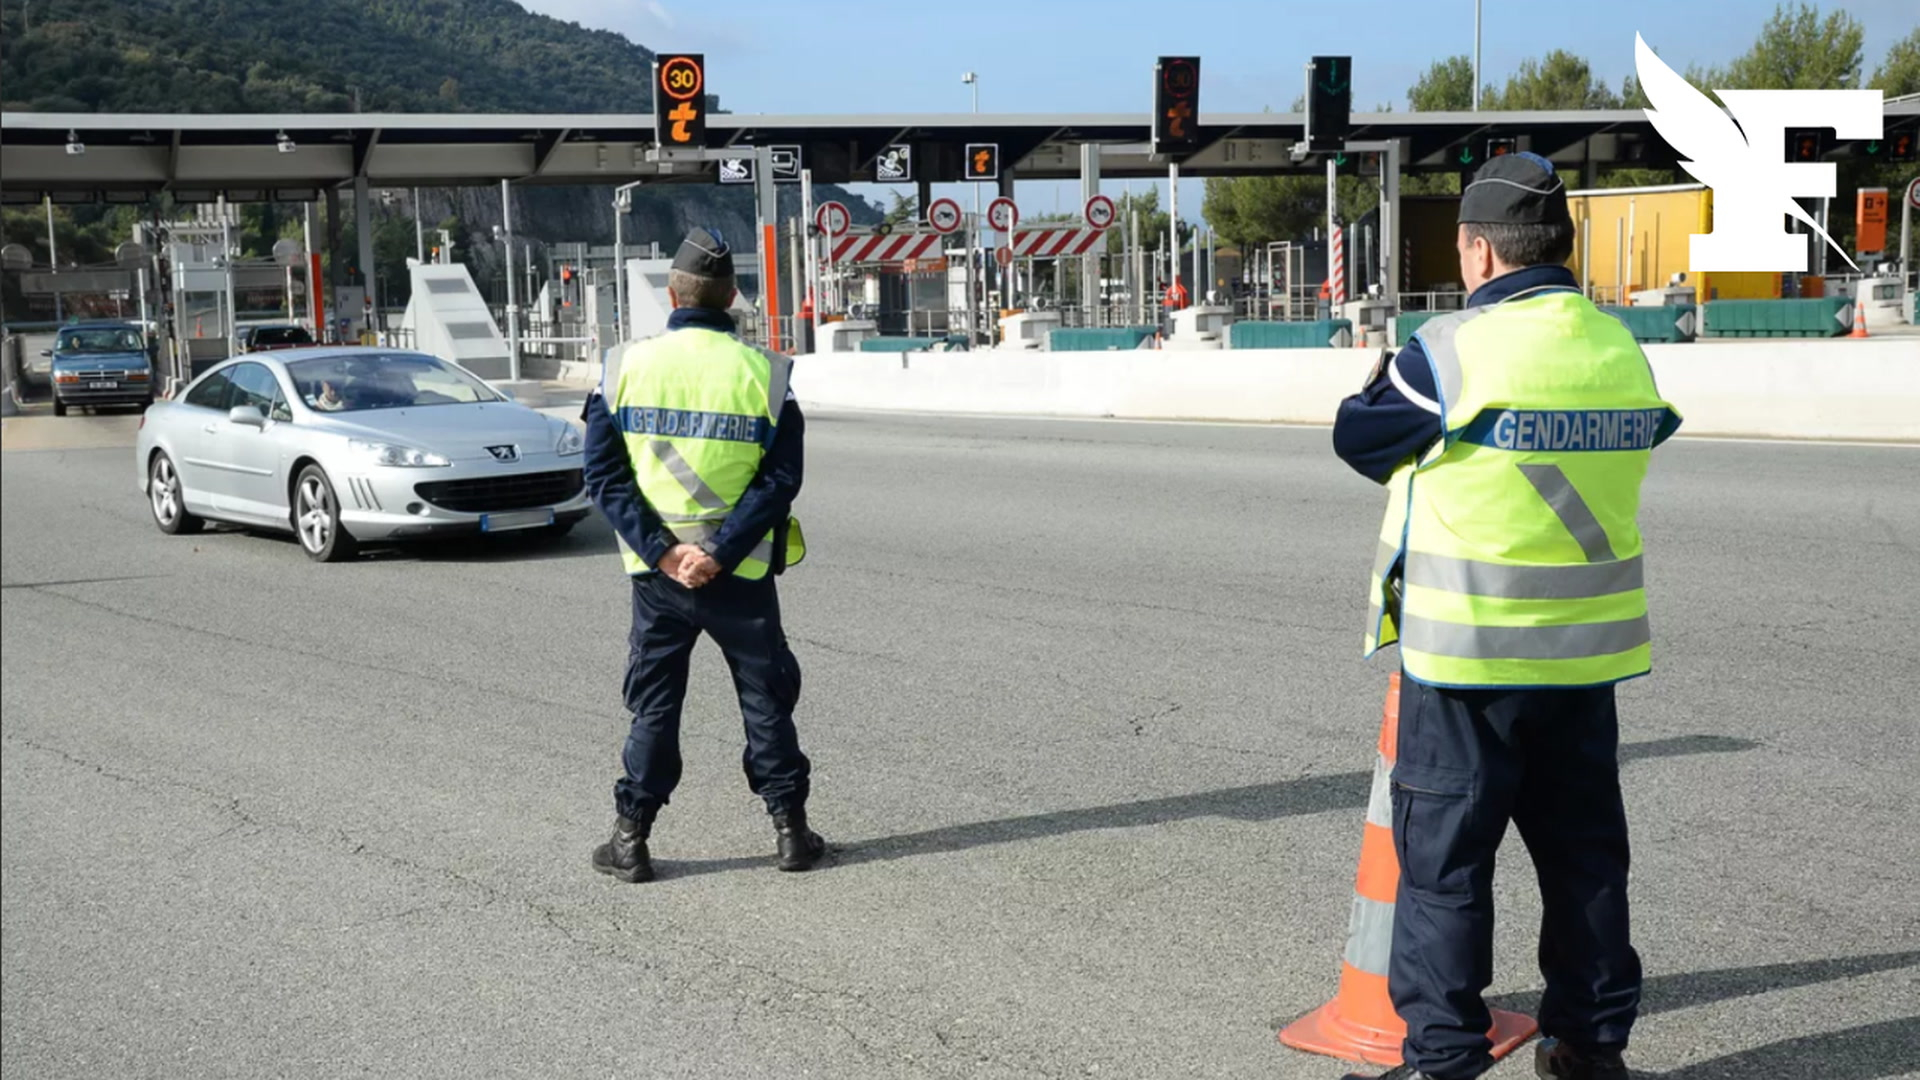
1627,1015,1920,1079
652,733,1762,880
1489,949,1920,1022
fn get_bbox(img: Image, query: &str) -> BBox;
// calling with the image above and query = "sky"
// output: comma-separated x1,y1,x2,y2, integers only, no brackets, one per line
517,0,1920,224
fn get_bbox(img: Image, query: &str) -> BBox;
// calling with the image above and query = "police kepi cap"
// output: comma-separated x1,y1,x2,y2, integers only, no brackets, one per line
1458,152,1571,227
672,227,734,276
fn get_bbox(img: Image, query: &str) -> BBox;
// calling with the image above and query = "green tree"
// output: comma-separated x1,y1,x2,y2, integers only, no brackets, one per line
880,192,918,228
1710,2,1865,90
1487,50,1621,110
1871,26,1920,96
1408,56,1477,112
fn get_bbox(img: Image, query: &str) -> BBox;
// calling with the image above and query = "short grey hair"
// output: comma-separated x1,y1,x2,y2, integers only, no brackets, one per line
668,268,735,311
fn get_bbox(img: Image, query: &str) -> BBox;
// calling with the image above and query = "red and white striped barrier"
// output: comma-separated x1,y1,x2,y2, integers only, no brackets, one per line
831,230,945,264
1009,228,1106,258
1331,225,1347,307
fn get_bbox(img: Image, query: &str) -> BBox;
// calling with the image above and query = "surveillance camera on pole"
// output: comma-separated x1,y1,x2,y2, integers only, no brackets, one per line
65,129,84,156
276,131,297,154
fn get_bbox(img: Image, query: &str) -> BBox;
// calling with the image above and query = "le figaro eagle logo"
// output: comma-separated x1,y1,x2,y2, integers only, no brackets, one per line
1635,33,1881,273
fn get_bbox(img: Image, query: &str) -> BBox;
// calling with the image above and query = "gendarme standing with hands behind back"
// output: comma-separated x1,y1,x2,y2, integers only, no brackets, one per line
580,227,824,884
1332,154,1680,1080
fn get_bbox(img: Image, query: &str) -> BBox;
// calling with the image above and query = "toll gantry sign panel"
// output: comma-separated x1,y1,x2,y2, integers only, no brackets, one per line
1153,56,1202,157
654,54,707,149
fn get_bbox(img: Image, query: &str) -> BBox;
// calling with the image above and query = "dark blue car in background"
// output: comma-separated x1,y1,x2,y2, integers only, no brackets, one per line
46,322,156,416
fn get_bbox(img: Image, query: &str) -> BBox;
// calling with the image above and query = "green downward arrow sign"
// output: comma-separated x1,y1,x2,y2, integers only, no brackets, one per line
1458,147,1475,164
1318,60,1348,94
1867,141,1881,154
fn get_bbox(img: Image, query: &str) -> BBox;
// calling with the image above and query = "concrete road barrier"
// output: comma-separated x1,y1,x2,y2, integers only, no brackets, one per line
794,339,1920,442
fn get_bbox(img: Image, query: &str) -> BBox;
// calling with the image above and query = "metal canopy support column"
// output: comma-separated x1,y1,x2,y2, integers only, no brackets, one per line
354,175,376,339
325,186,344,339
754,145,781,352
501,178,520,381
1080,143,1101,325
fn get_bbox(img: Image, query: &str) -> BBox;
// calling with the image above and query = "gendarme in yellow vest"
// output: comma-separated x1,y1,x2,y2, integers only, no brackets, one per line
609,327,806,580
1365,290,1680,688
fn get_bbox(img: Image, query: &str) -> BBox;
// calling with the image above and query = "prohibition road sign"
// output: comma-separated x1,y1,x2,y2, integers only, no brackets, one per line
1907,177,1920,210
1083,193,1117,230
987,196,1018,233
816,201,851,238
995,246,1013,268
926,197,964,234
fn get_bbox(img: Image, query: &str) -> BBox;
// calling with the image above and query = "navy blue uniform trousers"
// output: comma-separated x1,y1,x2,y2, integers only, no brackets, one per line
1390,675,1642,1080
616,573,809,822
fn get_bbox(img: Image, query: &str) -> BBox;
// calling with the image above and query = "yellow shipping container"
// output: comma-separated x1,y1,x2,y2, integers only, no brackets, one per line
1400,184,1786,303
1566,184,1782,302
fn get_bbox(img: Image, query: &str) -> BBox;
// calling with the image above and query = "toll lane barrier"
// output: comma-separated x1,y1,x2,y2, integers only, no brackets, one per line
1047,327,1160,352
1229,320,1353,349
791,339,1920,441
1395,307,1696,346
1702,297,1852,338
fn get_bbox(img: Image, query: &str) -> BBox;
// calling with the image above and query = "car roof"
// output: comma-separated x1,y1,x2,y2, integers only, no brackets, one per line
60,320,141,330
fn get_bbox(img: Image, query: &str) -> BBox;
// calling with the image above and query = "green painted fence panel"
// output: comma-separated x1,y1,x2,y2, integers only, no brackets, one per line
1599,305,1697,344
1702,298,1850,338
1047,327,1160,352
1227,320,1353,349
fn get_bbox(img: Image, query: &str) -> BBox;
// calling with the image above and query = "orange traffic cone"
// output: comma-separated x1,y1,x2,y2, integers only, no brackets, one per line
1850,298,1869,339
1279,672,1538,1067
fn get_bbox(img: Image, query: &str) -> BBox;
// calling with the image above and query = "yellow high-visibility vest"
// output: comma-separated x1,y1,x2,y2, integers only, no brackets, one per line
609,327,806,580
1365,290,1680,687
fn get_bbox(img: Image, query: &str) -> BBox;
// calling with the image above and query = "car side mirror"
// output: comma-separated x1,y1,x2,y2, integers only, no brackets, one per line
229,404,269,428
39,349,52,357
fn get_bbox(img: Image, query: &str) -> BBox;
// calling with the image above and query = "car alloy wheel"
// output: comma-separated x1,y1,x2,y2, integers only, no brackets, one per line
148,452,203,535
294,465,359,562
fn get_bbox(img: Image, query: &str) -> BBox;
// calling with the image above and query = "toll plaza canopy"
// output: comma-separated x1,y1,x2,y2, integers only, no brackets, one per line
6,103,1917,198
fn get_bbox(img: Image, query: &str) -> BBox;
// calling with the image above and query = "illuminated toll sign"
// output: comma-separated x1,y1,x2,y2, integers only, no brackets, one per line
1153,56,1202,156
654,54,707,148
966,143,1000,181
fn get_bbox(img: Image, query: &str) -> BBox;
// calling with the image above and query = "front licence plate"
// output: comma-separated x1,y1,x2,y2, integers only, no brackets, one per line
480,509,554,533
89,381,118,390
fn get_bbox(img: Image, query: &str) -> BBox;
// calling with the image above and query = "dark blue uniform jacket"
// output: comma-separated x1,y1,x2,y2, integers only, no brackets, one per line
1333,265,1633,483
581,307,805,573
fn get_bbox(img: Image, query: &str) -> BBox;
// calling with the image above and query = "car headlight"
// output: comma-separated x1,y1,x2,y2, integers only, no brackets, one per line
349,439,449,467
554,424,584,456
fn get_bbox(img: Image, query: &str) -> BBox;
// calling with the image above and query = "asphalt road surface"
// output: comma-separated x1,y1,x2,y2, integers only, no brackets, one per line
4,409,1916,1080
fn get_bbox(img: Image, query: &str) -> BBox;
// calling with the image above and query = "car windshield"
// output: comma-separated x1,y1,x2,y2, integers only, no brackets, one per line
253,326,313,347
286,353,502,412
56,328,143,353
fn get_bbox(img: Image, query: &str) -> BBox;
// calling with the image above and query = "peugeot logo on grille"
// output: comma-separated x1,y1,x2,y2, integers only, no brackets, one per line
486,444,520,462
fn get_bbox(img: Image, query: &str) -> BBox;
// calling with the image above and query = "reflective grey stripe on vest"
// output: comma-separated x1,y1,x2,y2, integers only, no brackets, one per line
1406,552,1644,599
1344,894,1395,976
1401,614,1650,660
1517,463,1618,563
667,521,774,564
757,348,793,418
669,521,718,544
648,439,729,511
1409,305,1493,425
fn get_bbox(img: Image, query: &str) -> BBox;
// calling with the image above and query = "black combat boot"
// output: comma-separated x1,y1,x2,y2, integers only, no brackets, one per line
591,815,654,883
1536,1037,1628,1080
772,807,827,872
1339,1065,1441,1080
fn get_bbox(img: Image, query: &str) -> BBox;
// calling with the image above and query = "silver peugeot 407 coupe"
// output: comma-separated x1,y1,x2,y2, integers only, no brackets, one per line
135,348,591,561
